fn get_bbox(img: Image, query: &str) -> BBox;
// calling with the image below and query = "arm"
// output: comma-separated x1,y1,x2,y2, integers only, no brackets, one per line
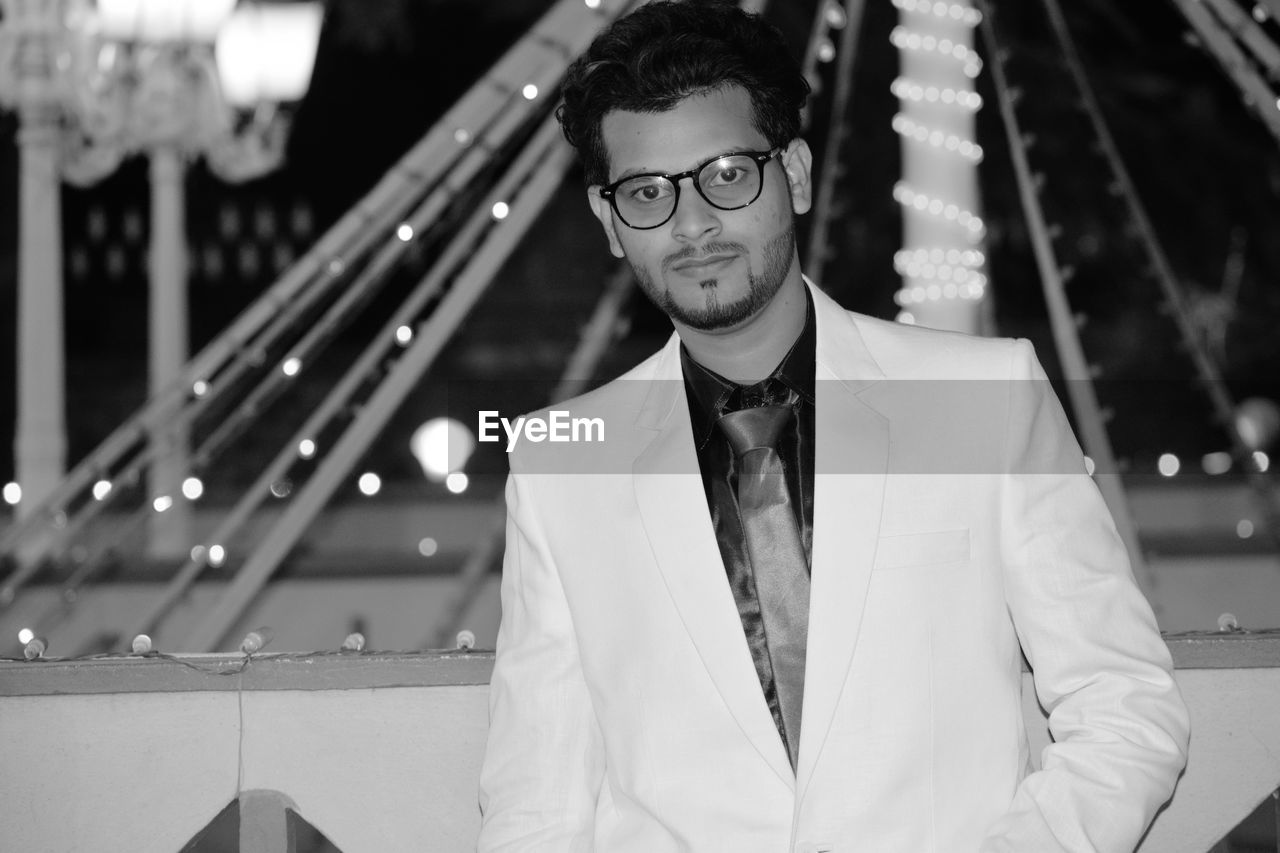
980,339,1190,853
477,470,605,851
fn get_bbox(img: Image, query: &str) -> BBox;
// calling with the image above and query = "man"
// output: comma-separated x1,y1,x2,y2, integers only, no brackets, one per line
478,2,1189,851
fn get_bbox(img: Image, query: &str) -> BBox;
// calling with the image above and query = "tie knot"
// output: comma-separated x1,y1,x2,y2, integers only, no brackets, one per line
717,404,791,456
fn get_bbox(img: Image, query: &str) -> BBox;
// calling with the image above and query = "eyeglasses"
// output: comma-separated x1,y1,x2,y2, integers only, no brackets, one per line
598,148,783,230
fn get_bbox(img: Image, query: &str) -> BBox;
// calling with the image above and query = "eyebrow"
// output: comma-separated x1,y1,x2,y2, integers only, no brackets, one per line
613,148,756,182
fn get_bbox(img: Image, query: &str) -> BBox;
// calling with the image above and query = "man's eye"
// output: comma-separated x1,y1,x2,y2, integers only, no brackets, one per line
625,181,672,203
705,164,747,187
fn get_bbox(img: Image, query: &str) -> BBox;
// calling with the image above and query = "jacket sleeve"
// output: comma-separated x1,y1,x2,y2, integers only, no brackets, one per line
979,339,1190,852
477,468,606,851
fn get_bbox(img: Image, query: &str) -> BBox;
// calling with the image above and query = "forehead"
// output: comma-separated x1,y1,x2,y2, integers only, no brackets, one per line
599,85,767,180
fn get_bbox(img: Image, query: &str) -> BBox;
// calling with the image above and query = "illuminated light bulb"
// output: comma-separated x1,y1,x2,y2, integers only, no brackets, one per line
190,544,206,562
208,544,226,567
1237,519,1255,539
3,482,20,505
131,634,152,654
182,477,203,501
911,286,927,302
491,201,510,220
18,627,34,645
445,472,469,494
825,1,847,28
1201,451,1232,475
282,356,301,376
396,223,414,242
395,324,413,345
456,630,476,651
585,0,601,7
341,632,366,651
357,472,382,496
454,127,471,144
522,83,538,100
298,438,317,459
418,537,439,557
93,479,112,501
1254,4,1267,22
896,311,917,325
327,258,345,276
1083,456,1096,475
1254,450,1270,472
193,379,209,397
1157,453,1180,477
153,495,173,513
817,38,836,63
269,479,292,498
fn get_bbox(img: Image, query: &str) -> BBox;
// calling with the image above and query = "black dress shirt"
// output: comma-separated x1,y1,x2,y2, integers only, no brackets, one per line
679,291,817,748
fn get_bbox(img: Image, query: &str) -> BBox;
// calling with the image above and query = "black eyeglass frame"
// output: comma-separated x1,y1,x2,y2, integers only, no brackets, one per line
597,147,784,230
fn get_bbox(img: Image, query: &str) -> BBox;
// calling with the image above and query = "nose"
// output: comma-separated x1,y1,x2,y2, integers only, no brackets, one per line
668,176,721,242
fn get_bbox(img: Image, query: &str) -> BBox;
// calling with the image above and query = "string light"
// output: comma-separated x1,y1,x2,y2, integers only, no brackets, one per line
891,114,983,161
1237,519,1255,539
445,472,469,494
298,438,316,459
3,482,20,505
18,628,34,645
1254,450,1270,472
889,27,982,78
1157,453,1180,477
93,479,113,500
395,324,414,345
1201,451,1231,475
891,0,982,26
282,356,301,376
584,0,601,9
453,128,471,145
153,495,173,512
208,544,226,567
396,223,414,242
327,258,345,276
893,182,985,236
418,537,439,557
357,472,382,496
890,77,982,110
522,83,539,100
181,477,204,500
192,379,209,397
491,201,510,220
131,634,153,654
1083,456,1096,475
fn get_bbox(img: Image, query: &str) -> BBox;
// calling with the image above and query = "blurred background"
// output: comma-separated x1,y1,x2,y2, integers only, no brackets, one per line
0,0,1277,657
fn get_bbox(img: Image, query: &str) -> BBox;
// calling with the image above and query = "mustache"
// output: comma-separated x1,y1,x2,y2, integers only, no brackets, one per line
662,241,747,271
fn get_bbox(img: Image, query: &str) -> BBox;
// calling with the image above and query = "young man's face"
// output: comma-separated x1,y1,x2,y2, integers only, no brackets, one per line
588,85,812,333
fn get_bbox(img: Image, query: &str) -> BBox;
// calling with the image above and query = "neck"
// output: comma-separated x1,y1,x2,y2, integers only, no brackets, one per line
677,271,807,384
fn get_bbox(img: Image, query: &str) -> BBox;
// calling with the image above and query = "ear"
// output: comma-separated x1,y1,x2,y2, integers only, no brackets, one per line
587,187,626,258
781,139,813,216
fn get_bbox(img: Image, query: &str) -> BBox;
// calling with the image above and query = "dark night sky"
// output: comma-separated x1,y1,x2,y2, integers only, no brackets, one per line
1,0,1277,491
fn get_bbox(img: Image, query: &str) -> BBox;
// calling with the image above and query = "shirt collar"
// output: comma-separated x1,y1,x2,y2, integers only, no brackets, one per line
681,287,816,450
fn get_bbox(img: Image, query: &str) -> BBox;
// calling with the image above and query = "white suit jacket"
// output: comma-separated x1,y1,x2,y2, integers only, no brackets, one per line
478,284,1189,852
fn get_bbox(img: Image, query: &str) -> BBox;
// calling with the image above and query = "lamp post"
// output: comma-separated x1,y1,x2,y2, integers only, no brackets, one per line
0,0,322,558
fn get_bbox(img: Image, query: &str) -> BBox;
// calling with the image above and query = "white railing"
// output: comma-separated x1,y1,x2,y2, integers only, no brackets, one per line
1,635,1277,852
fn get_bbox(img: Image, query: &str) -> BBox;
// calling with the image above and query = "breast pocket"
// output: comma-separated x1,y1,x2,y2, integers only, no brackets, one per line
873,528,970,570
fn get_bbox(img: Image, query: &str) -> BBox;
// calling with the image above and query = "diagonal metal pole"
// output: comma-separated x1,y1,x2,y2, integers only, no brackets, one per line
977,3,1152,591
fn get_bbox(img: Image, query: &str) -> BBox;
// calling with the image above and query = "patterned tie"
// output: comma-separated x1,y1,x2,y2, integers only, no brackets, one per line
717,402,810,769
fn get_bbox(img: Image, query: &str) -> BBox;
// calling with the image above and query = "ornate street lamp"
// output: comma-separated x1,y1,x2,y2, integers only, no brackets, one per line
0,0,322,557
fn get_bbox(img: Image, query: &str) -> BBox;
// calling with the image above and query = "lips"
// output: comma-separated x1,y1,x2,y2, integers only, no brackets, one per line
671,254,737,272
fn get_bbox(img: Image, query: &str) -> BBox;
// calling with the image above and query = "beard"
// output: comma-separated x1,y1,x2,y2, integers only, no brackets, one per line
629,227,796,332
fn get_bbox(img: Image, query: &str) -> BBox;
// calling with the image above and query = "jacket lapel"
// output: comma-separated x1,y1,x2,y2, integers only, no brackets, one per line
632,335,796,791
795,287,890,801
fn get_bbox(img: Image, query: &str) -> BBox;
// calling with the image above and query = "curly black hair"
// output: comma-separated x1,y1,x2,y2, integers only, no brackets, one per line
556,0,810,187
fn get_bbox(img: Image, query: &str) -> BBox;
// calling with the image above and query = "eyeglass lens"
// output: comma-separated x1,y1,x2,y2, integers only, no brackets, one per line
614,154,764,228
